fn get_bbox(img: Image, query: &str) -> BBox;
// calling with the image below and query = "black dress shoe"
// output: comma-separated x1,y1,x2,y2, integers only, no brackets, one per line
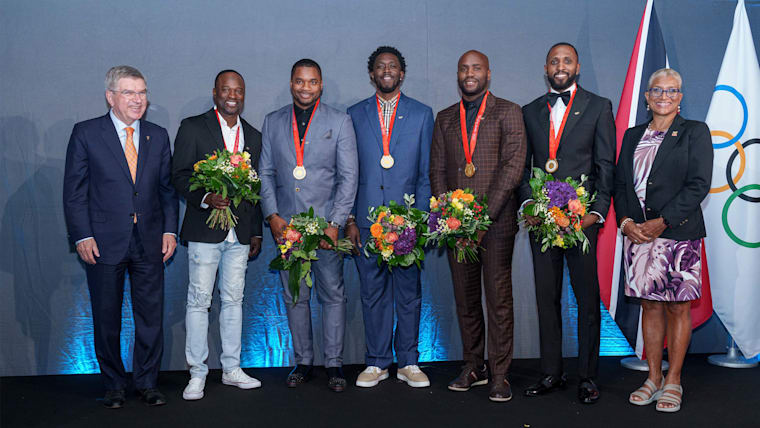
138,388,167,406
287,364,313,388
578,378,600,404
101,389,125,409
326,367,346,393
488,375,512,402
447,364,489,391
524,374,567,397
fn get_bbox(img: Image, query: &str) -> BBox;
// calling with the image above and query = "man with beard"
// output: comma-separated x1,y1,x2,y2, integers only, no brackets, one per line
346,46,433,388
259,59,358,392
430,50,527,402
172,70,264,400
519,42,615,404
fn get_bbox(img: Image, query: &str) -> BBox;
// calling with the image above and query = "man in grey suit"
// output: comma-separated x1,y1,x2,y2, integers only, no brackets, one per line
260,58,358,392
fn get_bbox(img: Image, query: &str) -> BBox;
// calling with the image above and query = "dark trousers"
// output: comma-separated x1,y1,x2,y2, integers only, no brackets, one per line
355,227,422,369
447,223,514,376
529,226,601,379
85,225,164,390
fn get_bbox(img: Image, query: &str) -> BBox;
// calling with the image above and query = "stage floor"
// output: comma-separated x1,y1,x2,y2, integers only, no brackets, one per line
2,355,758,428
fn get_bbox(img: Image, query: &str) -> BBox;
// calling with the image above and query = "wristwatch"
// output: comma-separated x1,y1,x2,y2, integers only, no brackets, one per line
328,221,340,229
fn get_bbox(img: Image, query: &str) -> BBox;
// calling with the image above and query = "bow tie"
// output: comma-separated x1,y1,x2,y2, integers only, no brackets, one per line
548,91,571,106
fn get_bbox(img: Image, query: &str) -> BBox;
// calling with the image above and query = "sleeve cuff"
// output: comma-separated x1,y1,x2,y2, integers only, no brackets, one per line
518,199,534,216
75,237,94,245
200,192,211,209
590,211,605,224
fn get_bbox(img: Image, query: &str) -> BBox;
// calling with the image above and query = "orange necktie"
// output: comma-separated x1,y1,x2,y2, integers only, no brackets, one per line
125,127,138,183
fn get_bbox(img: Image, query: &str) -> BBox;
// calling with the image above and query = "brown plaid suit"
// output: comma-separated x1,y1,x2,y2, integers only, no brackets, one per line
430,92,527,376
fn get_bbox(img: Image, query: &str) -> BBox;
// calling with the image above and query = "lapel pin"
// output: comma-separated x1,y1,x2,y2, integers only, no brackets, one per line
398,115,404,119
672,131,678,136
574,111,580,115
146,135,150,141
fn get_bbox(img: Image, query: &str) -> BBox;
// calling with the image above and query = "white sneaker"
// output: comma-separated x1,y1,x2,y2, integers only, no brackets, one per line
397,365,430,388
183,377,205,400
222,368,261,389
355,366,389,387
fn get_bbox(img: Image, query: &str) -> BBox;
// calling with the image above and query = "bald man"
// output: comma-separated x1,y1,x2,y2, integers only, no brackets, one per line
430,50,527,402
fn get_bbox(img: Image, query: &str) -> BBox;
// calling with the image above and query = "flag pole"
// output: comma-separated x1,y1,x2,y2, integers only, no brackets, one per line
708,337,759,368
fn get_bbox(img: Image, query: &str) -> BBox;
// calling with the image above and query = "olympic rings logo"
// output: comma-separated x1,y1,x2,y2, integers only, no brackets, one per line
709,85,759,248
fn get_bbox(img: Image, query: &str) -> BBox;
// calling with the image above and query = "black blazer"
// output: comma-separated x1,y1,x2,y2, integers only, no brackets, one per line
614,115,713,241
172,109,263,243
518,86,616,217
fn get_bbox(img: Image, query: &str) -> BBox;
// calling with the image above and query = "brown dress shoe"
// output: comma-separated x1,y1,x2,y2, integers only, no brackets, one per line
489,375,512,402
447,364,488,391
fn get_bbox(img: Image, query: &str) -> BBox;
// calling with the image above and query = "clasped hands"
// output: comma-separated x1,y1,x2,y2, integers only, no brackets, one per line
621,217,667,245
269,213,338,251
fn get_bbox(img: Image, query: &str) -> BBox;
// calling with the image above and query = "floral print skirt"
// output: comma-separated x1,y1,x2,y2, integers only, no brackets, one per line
623,237,702,301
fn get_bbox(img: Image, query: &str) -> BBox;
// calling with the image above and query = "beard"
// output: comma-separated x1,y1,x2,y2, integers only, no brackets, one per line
458,78,488,97
547,72,578,91
373,75,402,94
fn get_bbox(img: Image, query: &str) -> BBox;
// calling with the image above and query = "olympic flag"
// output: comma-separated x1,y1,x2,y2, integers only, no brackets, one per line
703,0,760,359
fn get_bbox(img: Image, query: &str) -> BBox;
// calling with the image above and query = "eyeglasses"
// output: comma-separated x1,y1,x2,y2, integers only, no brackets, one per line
110,89,148,99
647,87,681,99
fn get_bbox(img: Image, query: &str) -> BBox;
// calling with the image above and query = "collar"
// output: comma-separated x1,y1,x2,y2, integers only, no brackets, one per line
214,106,241,130
462,92,486,111
377,93,400,107
109,109,140,133
294,100,318,117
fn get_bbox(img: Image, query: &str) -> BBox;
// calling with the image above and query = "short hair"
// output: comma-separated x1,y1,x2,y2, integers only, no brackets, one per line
367,46,406,73
546,42,579,62
215,69,244,87
105,65,145,91
647,68,683,89
291,58,322,79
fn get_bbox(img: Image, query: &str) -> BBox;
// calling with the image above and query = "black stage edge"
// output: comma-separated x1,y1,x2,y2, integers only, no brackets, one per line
2,355,759,428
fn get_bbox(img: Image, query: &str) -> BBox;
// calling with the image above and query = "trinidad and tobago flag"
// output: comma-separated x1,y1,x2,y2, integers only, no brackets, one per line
597,0,713,358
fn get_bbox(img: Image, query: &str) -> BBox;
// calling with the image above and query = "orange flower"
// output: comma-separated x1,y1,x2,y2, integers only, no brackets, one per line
451,189,465,200
446,217,461,230
393,216,405,226
375,238,384,249
385,231,399,243
209,154,218,161
370,223,384,238
550,207,570,228
377,211,387,222
574,222,581,231
568,199,585,216
460,193,474,203
240,162,250,170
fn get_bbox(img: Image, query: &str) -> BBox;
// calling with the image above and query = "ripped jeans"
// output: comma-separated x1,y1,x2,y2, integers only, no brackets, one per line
185,238,249,379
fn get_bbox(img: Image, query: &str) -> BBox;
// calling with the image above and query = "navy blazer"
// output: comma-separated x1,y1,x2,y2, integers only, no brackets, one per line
63,113,179,264
347,93,433,228
614,115,713,241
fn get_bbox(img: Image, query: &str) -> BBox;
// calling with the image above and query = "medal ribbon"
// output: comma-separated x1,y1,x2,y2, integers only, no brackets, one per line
291,99,320,168
459,91,488,166
376,95,399,157
546,89,577,162
215,109,241,153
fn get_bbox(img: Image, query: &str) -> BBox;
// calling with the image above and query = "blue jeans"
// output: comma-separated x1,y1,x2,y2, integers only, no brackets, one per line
185,237,249,378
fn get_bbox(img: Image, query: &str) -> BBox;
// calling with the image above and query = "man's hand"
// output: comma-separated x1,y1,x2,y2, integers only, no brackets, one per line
249,237,262,258
321,226,339,250
523,202,541,227
203,193,230,210
622,221,651,245
639,217,667,241
76,238,100,265
345,223,361,255
581,213,600,229
162,234,177,262
269,214,288,243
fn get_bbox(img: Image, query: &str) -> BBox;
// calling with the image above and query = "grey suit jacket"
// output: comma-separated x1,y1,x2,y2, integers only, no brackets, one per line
260,101,359,225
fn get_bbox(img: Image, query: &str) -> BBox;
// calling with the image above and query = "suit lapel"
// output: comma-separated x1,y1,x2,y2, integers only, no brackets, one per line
389,94,409,155
557,87,590,154
135,120,151,185
204,109,226,152
624,124,647,184
537,95,551,156
650,115,686,176
363,96,383,151
283,104,297,160
101,115,134,185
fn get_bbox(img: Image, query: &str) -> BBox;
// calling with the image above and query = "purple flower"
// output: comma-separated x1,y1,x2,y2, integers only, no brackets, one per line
543,181,576,208
428,212,441,232
394,227,417,255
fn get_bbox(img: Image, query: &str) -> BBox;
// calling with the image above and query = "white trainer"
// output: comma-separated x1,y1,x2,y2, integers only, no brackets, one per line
356,366,389,387
397,365,430,388
183,377,206,400
222,368,262,389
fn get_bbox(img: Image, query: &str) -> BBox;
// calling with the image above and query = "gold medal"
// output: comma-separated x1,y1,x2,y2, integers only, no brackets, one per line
464,162,476,177
380,154,395,169
545,158,559,173
293,165,306,180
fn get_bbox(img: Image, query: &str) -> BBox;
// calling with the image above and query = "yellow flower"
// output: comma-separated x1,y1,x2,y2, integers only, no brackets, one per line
553,235,565,248
381,247,394,259
280,245,288,254
429,196,438,208
452,200,464,210
285,241,293,249
242,151,251,160
576,186,586,197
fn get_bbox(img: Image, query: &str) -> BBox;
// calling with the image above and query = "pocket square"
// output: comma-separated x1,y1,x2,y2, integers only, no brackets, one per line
323,129,332,139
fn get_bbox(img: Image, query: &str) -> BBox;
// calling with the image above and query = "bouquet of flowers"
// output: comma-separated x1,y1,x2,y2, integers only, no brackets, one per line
521,167,596,253
425,188,492,263
363,194,429,270
269,208,353,303
189,149,261,230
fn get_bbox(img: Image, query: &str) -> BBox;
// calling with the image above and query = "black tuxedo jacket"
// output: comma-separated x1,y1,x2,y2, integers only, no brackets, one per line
172,109,263,243
614,115,713,241
518,86,616,218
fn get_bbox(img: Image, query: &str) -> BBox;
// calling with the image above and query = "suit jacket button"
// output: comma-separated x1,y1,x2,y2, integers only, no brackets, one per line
380,185,384,190
648,181,653,185
295,187,300,192
646,207,651,211
134,192,138,196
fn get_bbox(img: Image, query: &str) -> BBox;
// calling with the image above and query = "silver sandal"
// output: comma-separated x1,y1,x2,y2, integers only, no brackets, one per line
629,377,664,405
656,383,683,413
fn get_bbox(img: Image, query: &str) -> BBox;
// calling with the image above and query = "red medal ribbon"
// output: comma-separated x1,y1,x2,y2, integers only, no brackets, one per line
215,109,241,153
546,89,577,162
376,95,399,157
291,99,320,168
459,91,488,166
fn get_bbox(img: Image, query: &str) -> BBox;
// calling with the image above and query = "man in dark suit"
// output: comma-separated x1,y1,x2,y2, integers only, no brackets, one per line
171,70,263,400
346,46,433,388
519,42,616,404
63,65,178,408
430,50,527,402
